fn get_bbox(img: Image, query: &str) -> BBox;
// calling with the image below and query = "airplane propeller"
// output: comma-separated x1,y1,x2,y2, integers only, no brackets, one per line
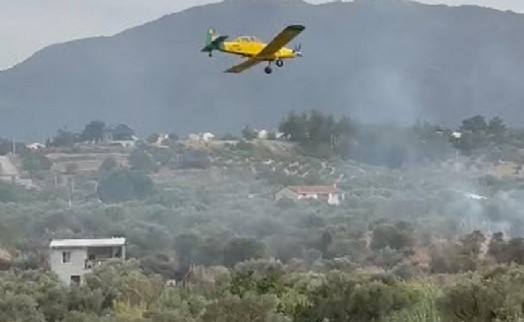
293,43,303,57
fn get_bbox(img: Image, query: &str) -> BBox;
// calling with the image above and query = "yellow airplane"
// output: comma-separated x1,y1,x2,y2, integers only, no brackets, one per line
201,25,305,74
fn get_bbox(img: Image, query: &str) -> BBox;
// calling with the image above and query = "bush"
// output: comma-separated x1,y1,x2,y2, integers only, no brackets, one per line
178,150,210,169
97,169,154,203
21,153,52,172
223,237,267,267
128,149,157,173
99,157,118,172
371,222,415,251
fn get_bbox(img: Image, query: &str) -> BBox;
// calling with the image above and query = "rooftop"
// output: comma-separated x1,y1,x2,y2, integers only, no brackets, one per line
49,237,126,248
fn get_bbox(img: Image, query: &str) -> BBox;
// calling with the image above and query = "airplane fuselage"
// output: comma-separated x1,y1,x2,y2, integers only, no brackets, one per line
203,25,305,74
219,41,298,61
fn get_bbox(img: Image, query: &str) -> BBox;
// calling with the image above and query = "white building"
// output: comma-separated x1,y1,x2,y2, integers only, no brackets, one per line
451,131,462,139
275,184,345,205
26,143,46,150
49,237,126,286
187,132,215,143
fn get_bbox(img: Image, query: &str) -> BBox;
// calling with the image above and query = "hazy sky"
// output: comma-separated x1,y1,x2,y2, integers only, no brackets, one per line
1,0,523,70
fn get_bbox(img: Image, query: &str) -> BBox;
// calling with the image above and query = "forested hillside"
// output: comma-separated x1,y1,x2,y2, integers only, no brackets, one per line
2,0,524,139
2,112,524,320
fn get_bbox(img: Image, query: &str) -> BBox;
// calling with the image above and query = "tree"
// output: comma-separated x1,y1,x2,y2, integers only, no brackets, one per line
222,132,236,140
241,125,258,140
174,234,199,268
128,149,157,173
430,231,486,274
99,157,118,172
81,121,106,143
307,110,332,144
139,253,178,280
150,148,175,166
488,116,506,135
336,115,356,137
111,124,135,141
21,153,52,172
178,150,210,169
319,231,333,257
0,182,24,202
460,115,487,133
294,271,419,322
371,222,415,251
0,138,28,156
0,138,10,155
488,233,524,265
201,293,283,322
266,131,277,140
438,265,524,321
223,237,267,267
278,111,308,142
168,132,179,141
279,110,356,159
147,133,161,144
97,169,154,203
452,131,485,154
49,129,78,147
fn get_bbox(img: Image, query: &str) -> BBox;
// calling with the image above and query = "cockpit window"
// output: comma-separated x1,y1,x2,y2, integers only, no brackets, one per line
234,36,261,42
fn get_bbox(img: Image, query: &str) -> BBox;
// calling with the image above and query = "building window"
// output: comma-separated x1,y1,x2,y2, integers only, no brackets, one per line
70,275,81,286
62,251,71,263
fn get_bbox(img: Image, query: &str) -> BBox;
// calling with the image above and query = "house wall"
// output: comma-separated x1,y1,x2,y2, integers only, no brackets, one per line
50,247,90,285
50,245,126,285
299,193,319,200
327,192,345,205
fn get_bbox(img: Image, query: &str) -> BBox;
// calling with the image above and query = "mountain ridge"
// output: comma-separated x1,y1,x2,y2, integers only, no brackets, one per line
1,0,524,141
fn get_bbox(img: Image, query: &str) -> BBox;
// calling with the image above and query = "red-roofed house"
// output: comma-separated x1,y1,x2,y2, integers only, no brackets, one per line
275,184,344,205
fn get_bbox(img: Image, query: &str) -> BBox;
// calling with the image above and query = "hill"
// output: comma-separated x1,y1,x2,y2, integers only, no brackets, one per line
1,0,524,140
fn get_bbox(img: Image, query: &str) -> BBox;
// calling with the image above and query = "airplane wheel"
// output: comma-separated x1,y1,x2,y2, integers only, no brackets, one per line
264,66,273,74
208,52,213,57
276,59,284,67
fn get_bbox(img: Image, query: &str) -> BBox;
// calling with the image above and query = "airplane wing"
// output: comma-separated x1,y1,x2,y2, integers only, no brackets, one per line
224,58,263,73
255,24,305,58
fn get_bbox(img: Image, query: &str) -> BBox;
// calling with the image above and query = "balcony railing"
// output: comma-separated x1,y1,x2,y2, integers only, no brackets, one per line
84,257,118,269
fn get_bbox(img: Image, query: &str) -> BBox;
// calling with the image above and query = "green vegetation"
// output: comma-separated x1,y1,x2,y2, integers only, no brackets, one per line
4,258,524,321
278,110,355,159
97,169,154,203
81,121,106,143
21,152,52,172
2,114,524,320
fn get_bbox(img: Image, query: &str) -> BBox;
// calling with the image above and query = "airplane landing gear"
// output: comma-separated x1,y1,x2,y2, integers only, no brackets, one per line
264,66,273,74
208,51,213,57
276,59,284,67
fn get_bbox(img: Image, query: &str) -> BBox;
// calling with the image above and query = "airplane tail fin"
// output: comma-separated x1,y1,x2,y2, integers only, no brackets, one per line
201,28,227,52
206,28,219,46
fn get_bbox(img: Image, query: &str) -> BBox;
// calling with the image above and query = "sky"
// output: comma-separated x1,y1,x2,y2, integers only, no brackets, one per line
0,0,523,70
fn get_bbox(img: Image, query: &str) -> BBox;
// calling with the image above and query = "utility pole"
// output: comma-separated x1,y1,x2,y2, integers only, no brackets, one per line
68,177,74,206
12,137,15,156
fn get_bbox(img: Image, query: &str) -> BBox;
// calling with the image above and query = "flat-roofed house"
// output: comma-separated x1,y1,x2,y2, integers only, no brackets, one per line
49,237,126,286
275,184,344,205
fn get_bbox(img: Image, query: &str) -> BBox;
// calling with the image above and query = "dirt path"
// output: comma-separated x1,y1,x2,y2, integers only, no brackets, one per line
0,155,19,177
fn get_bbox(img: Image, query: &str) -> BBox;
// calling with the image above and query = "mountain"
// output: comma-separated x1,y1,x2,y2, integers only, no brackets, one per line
1,0,524,140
